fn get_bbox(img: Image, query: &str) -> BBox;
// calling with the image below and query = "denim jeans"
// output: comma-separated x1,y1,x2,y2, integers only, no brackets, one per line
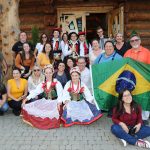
0,102,9,112
111,124,150,145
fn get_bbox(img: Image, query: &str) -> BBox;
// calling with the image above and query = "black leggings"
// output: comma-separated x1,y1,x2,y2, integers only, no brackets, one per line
8,100,22,112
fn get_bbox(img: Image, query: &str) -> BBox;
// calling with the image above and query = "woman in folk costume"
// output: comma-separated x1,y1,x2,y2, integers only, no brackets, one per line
22,64,63,129
61,66,102,127
51,28,62,69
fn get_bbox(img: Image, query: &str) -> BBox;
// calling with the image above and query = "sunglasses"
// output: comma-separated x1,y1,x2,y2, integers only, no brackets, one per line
130,39,140,43
34,69,40,72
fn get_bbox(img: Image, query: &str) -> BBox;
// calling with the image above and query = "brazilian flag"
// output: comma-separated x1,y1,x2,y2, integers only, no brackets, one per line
91,58,150,111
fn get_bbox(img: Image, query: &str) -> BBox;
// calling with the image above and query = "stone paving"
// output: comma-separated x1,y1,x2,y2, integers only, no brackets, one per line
0,110,149,150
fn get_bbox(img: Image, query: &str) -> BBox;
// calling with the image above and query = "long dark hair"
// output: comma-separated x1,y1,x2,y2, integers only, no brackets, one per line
21,42,34,60
62,33,68,42
115,89,139,115
42,42,53,61
40,33,48,44
12,66,21,74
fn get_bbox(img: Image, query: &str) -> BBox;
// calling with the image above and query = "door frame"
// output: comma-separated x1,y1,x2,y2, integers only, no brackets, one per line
57,6,123,36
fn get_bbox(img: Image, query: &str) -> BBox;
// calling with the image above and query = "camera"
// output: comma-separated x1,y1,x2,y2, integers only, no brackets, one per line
128,127,136,136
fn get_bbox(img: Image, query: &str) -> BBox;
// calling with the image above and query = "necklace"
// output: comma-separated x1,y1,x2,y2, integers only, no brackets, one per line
71,81,80,93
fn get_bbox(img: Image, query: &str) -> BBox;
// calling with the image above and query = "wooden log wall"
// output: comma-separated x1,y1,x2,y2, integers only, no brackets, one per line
19,0,118,40
124,1,150,49
19,0,57,40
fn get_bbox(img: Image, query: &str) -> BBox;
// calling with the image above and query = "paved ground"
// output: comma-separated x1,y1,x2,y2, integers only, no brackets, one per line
0,110,149,150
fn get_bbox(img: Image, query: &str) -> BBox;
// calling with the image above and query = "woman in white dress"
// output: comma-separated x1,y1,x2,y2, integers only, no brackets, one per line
61,66,102,127
22,64,63,129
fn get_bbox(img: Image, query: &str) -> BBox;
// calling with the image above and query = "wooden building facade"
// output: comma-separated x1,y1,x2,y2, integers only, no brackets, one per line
0,0,150,65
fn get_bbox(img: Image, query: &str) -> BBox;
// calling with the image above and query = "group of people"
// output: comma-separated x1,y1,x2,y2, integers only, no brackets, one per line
0,26,150,148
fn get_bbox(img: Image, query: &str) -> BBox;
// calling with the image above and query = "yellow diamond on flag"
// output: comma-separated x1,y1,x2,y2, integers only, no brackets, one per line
99,64,150,96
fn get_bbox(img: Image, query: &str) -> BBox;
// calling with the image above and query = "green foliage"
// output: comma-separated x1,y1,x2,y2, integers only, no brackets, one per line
130,30,138,38
31,26,39,48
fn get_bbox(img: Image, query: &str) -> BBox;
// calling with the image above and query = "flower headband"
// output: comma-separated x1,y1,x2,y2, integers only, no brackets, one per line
43,64,54,73
70,66,80,75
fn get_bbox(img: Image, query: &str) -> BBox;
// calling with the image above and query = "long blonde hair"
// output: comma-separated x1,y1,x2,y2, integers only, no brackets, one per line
31,65,44,84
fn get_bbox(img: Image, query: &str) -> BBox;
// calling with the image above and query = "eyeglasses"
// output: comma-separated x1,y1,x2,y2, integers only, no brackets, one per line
78,62,85,64
130,39,140,43
42,36,47,39
34,69,40,72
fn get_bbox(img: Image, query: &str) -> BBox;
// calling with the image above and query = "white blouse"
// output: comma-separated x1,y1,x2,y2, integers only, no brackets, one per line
27,79,63,103
61,40,72,58
62,80,93,103
35,43,44,55
28,76,44,93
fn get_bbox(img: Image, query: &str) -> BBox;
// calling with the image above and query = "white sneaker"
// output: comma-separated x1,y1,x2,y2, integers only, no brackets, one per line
119,138,127,147
136,139,150,149
145,141,150,148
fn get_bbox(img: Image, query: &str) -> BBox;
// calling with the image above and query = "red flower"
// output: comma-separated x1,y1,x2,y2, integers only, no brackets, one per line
42,82,46,89
51,82,57,88
79,87,84,93
67,87,72,93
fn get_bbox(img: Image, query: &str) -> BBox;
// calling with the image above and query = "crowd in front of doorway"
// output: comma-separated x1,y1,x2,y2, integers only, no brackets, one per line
0,26,150,149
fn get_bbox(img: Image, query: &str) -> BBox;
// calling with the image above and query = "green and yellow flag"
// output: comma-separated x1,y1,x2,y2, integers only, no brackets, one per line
91,58,150,111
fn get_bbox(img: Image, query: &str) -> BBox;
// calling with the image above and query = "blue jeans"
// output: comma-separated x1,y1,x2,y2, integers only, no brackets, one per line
111,124,150,145
0,102,9,112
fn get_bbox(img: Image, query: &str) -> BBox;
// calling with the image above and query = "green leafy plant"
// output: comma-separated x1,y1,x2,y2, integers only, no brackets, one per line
31,26,39,48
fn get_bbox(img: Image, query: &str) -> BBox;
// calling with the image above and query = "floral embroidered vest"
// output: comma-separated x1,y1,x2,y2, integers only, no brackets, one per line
67,81,84,101
42,81,58,100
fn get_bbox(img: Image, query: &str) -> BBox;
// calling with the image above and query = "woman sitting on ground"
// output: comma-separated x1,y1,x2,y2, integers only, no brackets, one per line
61,66,102,127
28,65,44,101
7,67,28,116
0,82,9,115
111,89,150,148
22,64,63,130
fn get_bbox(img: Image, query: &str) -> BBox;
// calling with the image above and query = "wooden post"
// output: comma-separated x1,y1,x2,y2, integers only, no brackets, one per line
0,0,20,65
